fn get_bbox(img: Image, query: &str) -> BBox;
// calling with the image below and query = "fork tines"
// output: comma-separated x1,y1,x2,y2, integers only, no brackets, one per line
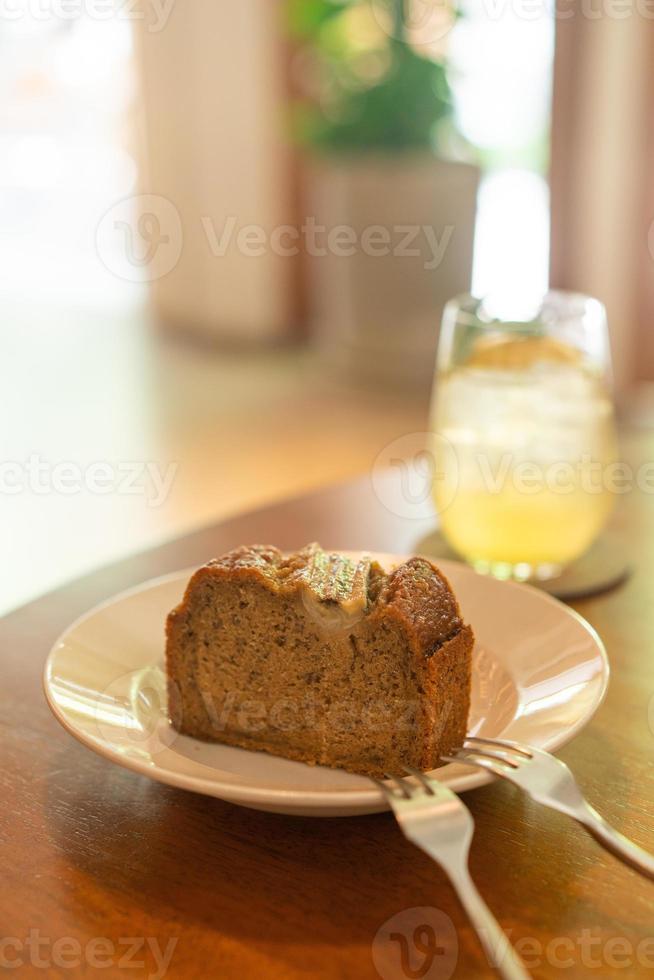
442,736,535,773
465,735,533,758
372,767,444,801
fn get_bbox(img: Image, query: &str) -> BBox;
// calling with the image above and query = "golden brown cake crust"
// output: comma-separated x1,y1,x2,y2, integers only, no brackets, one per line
203,543,371,605
170,546,464,654
370,556,465,651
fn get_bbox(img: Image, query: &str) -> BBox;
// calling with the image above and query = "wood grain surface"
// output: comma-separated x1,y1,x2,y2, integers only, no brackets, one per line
2,434,654,979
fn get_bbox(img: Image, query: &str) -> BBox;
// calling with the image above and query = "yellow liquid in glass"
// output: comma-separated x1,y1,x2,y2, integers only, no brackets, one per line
431,337,618,576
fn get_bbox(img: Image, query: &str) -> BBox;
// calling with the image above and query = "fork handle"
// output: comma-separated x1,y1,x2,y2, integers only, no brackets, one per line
576,802,654,880
445,866,532,980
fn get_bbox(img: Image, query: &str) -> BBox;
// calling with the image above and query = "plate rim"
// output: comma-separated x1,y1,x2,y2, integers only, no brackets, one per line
43,557,610,809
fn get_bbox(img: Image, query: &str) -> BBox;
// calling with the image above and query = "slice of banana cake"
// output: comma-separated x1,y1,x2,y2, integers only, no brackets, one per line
165,543,473,777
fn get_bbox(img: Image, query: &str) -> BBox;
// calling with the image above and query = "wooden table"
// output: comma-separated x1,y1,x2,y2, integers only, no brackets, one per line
2,449,654,979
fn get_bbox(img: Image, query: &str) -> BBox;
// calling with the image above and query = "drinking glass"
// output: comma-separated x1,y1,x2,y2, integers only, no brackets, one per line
429,292,619,581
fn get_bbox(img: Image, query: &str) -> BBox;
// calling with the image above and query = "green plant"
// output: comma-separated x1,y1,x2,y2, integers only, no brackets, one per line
287,0,454,153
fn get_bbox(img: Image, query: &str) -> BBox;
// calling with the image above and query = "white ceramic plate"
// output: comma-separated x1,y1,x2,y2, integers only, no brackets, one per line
44,555,609,817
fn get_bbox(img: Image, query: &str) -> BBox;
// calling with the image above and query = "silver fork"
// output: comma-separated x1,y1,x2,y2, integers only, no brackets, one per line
444,736,654,880
374,768,532,980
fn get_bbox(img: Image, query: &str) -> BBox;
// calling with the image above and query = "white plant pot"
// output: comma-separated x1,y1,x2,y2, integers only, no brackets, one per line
305,154,479,387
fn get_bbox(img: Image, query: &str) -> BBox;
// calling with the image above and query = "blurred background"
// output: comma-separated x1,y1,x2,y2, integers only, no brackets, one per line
2,0,653,612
